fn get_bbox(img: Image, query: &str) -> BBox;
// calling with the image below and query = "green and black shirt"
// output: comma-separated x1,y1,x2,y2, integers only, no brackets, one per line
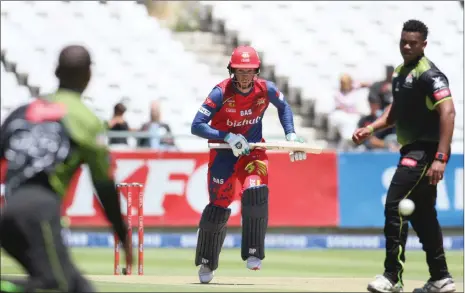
391,55,452,146
1,88,127,245
1,89,111,197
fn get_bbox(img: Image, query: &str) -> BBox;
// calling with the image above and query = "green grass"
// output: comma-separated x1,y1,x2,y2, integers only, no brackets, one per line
2,248,463,292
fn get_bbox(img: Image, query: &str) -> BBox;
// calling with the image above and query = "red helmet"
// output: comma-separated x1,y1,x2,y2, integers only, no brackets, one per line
228,45,261,71
227,46,261,90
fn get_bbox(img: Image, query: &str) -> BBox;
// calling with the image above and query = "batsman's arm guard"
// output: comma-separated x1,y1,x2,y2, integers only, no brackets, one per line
195,204,231,271
241,185,269,261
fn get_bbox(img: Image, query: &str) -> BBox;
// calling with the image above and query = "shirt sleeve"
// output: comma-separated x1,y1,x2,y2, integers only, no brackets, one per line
266,81,295,135
422,70,452,109
191,87,229,140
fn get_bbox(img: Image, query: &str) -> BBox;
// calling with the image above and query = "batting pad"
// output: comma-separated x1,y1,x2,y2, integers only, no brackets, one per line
195,204,231,271
241,185,269,261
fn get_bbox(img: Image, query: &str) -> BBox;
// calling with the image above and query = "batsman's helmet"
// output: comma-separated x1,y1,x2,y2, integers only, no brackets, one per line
227,45,261,74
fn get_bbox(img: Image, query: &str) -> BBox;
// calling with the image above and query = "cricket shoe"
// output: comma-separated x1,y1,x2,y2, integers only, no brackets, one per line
413,277,456,292
367,275,403,293
246,256,261,270
198,264,214,284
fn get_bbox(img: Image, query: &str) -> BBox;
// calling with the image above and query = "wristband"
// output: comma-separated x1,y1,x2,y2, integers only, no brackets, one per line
435,152,448,163
366,125,375,134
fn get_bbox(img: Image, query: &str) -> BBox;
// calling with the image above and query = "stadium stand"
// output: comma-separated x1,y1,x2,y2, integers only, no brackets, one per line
1,1,463,152
199,0,464,153
0,1,324,151
1,1,216,150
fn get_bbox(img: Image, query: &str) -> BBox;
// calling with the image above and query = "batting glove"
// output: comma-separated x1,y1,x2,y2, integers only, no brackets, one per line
285,133,307,162
224,133,250,157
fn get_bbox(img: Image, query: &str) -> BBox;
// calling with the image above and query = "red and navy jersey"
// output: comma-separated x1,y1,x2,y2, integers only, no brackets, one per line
191,78,295,143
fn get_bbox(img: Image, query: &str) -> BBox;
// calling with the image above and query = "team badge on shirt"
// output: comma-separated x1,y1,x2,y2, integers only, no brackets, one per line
256,97,266,106
403,73,413,88
432,77,446,90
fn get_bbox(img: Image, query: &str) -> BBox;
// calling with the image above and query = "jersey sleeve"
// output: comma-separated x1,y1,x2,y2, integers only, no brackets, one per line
191,87,228,140
422,70,452,109
266,81,295,135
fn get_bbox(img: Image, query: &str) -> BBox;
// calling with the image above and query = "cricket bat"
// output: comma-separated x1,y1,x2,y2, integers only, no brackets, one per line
208,141,323,154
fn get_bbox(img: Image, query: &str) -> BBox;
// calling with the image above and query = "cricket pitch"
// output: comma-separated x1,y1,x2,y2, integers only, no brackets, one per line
88,275,464,292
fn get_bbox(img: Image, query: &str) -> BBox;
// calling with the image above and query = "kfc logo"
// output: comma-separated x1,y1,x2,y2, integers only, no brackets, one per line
62,156,242,227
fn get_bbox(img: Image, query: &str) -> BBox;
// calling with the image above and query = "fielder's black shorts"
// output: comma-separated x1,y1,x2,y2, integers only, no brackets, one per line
383,141,451,285
0,183,94,292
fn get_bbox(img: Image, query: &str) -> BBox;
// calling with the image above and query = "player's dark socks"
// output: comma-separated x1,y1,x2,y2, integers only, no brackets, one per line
241,185,269,261
195,204,231,270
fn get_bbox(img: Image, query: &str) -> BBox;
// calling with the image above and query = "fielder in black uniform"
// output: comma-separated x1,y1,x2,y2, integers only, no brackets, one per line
353,20,457,293
0,45,133,292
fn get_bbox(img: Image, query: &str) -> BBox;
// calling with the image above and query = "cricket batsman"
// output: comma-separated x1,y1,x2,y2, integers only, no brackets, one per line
191,45,307,283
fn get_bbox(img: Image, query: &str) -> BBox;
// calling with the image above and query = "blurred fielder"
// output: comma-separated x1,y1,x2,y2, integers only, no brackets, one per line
0,45,132,292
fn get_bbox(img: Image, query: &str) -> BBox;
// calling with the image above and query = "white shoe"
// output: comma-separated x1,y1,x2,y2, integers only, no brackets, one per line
246,256,261,270
198,264,214,284
367,275,403,293
413,278,456,292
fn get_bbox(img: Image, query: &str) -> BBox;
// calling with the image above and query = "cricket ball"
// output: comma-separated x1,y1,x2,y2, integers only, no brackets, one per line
399,199,415,216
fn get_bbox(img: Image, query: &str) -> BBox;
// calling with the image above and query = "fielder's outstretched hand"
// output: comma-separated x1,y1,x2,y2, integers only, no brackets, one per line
224,133,250,157
285,133,307,162
352,127,372,145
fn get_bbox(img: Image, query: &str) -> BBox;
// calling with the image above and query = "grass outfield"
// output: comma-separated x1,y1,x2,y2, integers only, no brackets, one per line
1,248,463,292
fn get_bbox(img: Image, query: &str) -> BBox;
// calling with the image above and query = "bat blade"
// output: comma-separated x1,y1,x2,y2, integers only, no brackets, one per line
208,141,323,154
